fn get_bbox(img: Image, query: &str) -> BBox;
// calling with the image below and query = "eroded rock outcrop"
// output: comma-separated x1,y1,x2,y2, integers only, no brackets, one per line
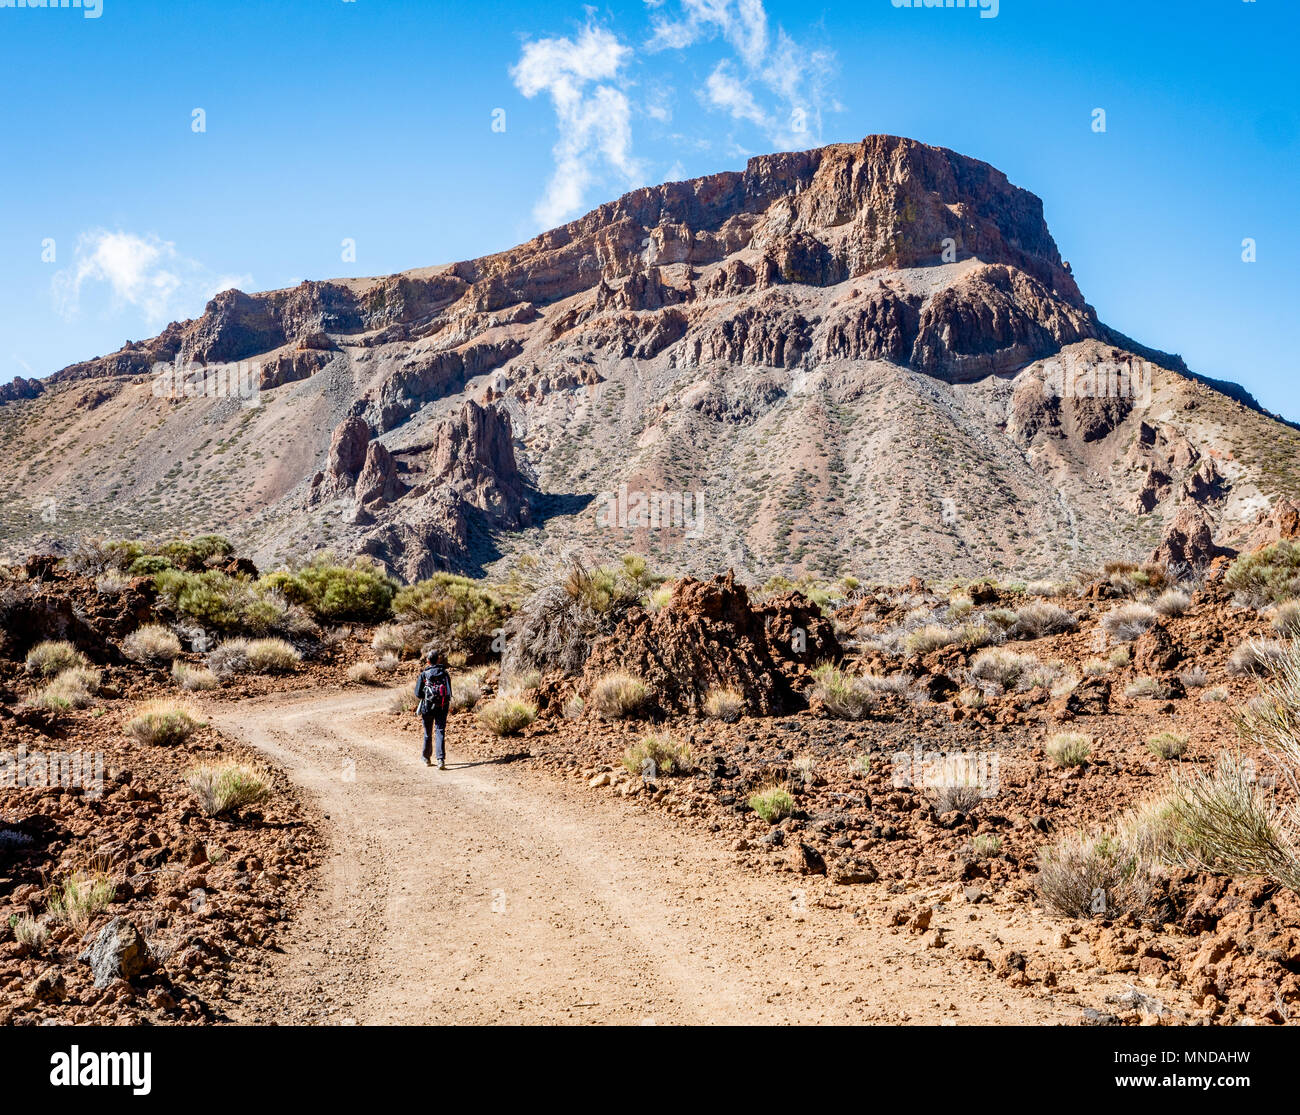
580,574,834,715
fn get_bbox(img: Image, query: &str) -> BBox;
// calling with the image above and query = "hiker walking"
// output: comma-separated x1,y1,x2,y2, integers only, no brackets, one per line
415,649,452,769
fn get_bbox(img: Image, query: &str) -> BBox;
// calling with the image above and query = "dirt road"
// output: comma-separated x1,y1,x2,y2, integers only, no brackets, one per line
206,689,1143,1025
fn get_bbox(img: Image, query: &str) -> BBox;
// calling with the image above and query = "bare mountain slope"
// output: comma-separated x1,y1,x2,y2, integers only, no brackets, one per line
2,135,1296,581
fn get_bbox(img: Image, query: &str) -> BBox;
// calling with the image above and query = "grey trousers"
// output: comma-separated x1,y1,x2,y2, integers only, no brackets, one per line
421,713,446,762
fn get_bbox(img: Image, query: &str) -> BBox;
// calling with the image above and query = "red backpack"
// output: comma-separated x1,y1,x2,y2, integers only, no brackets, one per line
418,667,451,717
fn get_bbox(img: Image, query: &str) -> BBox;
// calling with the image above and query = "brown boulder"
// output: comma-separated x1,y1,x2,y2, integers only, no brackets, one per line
1149,503,1232,571
355,440,405,507
581,572,798,715
327,416,371,481
1134,621,1182,673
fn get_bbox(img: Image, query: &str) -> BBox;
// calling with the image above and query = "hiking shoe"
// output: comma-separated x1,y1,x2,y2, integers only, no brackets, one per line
437,759,446,770
424,757,432,767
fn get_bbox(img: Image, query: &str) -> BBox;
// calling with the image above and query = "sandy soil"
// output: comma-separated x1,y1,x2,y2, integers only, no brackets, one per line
204,688,1175,1026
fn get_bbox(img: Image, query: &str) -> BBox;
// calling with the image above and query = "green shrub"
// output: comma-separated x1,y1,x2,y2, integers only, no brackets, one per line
25,640,86,678
623,734,692,776
476,696,537,736
1046,732,1092,767
126,701,204,746
154,569,314,636
748,784,795,823
589,672,650,719
122,624,182,665
392,573,506,660
128,555,174,576
153,569,252,630
185,762,270,817
1225,540,1300,604
261,557,396,623
158,535,233,571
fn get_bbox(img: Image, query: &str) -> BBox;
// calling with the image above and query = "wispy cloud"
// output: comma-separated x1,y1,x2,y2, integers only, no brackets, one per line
52,229,251,326
511,0,838,230
511,23,642,230
648,0,835,148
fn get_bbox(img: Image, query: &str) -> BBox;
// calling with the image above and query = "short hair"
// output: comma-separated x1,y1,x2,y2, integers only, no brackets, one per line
425,648,441,664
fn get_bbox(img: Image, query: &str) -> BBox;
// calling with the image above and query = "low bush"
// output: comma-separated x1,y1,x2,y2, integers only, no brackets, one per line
1008,602,1077,639
27,667,101,711
24,640,86,678
589,672,650,719
1036,830,1157,919
451,670,484,712
347,661,382,686
1125,676,1168,699
622,734,692,777
171,661,220,691
476,696,537,736
1046,732,1091,767
809,664,879,720
1101,602,1158,641
703,686,744,722
1225,539,1300,604
968,648,1039,693
122,624,182,665
392,573,507,660
747,783,795,823
185,763,270,817
1147,731,1189,760
244,638,301,673
125,701,204,746
46,872,116,929
1167,752,1300,894
261,556,397,623
1272,601,1300,638
1228,639,1288,676
1153,588,1191,618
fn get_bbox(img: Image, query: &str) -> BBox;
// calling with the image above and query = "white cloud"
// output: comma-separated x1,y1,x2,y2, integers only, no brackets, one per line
704,61,768,129
52,229,251,326
648,0,836,150
512,2,839,228
511,24,643,229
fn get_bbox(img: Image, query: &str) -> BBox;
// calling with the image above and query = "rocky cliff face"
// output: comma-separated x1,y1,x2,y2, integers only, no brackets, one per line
3,135,1296,581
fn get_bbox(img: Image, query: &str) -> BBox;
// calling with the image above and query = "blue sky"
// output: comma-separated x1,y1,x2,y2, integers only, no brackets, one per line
1,0,1296,417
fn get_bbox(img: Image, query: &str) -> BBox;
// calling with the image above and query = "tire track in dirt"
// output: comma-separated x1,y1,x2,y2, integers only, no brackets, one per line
207,689,1145,1025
